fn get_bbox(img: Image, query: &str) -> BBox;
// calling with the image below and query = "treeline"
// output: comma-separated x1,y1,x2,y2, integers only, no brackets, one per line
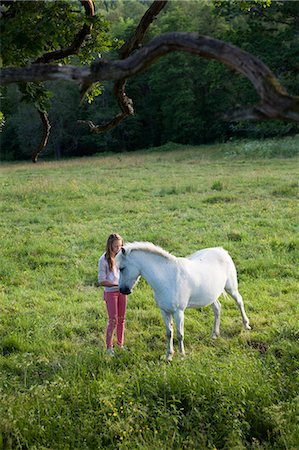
1,0,298,161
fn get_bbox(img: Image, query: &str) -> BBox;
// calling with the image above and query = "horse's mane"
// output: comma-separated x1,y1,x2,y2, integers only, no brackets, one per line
124,242,176,260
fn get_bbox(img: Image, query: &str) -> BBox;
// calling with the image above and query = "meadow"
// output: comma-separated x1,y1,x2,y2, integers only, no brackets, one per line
0,136,298,449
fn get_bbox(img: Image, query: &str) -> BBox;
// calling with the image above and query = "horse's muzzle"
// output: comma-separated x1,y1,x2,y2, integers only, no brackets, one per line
120,286,131,295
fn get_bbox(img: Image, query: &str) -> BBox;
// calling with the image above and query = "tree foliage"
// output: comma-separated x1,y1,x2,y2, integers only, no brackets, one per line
0,0,298,161
1,0,111,66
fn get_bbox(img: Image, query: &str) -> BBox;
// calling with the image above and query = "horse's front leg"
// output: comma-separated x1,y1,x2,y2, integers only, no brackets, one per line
211,299,221,339
174,309,185,357
160,310,174,362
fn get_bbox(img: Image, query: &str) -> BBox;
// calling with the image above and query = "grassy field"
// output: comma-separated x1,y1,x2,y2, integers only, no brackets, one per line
0,136,298,449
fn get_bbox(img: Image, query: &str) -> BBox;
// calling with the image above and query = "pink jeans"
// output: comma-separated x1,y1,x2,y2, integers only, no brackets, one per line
104,291,127,349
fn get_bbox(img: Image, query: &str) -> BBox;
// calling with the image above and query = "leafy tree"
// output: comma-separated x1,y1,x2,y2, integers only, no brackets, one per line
0,0,112,160
0,0,298,161
213,0,299,138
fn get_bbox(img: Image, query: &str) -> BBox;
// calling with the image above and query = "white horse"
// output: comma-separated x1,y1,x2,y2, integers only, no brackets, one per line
116,242,251,361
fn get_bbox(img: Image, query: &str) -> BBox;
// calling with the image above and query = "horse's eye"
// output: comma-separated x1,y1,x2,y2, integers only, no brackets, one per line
119,267,124,272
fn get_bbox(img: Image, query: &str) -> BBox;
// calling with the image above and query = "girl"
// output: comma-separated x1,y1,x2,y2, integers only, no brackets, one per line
98,233,127,356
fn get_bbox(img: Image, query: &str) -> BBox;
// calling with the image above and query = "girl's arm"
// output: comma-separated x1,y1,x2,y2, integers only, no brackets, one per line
98,280,118,287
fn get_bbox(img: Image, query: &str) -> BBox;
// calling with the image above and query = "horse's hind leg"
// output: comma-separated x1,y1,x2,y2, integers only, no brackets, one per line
211,299,221,338
174,309,185,357
160,310,174,362
225,278,251,330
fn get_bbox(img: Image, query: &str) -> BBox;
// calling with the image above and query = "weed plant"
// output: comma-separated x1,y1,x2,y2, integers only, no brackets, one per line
0,137,298,449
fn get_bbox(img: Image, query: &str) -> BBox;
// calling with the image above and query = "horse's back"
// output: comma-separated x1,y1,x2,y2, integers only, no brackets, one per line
188,247,237,289
188,247,232,265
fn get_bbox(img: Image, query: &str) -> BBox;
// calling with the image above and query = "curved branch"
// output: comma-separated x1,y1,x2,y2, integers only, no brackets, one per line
90,32,299,122
32,111,51,163
34,0,95,64
1,32,298,122
78,94,134,133
119,0,167,59
78,112,128,133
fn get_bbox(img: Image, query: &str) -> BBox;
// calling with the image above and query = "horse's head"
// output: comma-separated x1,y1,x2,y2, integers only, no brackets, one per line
116,247,140,295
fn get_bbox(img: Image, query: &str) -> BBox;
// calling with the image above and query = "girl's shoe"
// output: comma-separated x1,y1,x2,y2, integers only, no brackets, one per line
118,346,128,351
106,348,115,356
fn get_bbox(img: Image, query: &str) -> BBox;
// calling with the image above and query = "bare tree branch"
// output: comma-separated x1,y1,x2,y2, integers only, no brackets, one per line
34,0,95,64
1,32,298,122
79,0,167,134
32,111,51,163
120,1,167,59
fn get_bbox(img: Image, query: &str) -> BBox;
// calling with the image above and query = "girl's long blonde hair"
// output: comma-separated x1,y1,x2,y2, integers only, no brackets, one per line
105,233,124,271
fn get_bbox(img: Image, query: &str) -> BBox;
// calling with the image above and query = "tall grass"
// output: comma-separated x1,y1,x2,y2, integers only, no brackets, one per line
0,137,298,449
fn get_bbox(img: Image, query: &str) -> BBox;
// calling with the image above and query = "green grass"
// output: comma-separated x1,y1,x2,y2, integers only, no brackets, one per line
0,136,298,449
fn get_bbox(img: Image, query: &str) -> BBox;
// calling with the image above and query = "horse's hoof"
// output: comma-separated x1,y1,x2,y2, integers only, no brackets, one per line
245,324,252,330
165,353,173,362
211,333,219,339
